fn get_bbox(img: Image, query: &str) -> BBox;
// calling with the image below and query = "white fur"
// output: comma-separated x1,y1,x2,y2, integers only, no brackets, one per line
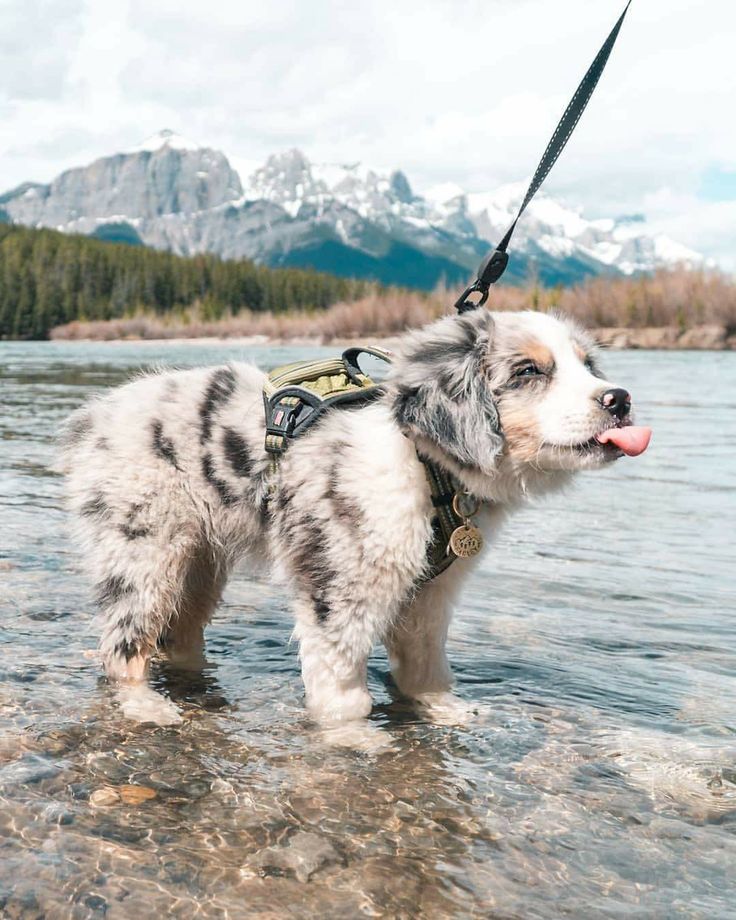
59,310,636,724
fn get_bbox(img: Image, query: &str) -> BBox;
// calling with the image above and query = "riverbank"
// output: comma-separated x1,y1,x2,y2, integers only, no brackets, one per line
594,324,735,350
47,322,736,350
46,267,736,349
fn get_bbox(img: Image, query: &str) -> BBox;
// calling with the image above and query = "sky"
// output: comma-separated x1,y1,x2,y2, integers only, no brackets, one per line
1,0,734,269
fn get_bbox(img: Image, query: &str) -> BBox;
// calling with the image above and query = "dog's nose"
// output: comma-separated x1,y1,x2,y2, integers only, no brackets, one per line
598,387,631,419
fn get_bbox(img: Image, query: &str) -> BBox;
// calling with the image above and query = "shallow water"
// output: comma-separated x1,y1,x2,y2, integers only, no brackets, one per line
1,340,734,919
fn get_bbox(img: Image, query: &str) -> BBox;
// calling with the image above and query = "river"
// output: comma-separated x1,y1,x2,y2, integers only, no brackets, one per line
1,341,734,918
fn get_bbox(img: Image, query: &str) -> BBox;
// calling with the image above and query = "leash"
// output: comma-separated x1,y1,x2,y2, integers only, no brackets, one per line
455,0,633,314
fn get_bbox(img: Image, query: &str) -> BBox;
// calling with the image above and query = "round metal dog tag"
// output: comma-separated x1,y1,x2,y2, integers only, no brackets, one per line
449,524,483,558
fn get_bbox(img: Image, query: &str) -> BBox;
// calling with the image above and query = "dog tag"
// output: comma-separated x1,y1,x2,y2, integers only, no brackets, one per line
448,523,483,558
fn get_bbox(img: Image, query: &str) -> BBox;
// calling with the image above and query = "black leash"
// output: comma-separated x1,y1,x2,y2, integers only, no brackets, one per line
455,0,633,314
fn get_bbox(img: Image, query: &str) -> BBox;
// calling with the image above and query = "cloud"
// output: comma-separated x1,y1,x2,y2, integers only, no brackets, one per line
642,190,736,272
0,0,85,100
0,0,733,268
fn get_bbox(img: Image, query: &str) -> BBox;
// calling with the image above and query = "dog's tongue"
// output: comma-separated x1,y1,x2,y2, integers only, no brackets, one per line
595,426,652,456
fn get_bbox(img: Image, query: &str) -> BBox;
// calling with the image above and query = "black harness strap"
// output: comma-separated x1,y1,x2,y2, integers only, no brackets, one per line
456,0,633,313
263,352,476,583
420,457,465,582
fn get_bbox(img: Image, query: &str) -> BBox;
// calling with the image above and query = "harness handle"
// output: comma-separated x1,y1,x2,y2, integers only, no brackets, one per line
456,0,633,314
342,346,393,386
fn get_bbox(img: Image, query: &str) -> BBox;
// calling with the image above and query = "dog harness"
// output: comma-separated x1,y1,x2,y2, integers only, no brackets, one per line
262,348,482,583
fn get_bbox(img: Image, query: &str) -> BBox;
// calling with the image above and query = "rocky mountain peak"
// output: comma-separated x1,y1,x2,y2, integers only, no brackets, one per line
3,133,243,230
389,170,413,204
245,148,320,213
0,134,703,290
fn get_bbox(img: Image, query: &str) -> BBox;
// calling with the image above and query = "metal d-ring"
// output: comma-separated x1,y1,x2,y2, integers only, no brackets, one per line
452,491,480,519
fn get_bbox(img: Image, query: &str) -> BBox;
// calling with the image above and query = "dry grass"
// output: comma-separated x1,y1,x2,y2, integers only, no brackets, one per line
456,267,736,330
51,290,442,341
50,267,736,342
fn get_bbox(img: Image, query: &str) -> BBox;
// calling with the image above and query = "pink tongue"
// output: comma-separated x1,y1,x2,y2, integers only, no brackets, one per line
595,426,652,457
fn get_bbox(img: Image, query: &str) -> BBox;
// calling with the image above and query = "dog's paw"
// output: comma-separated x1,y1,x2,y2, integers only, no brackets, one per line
317,721,397,754
414,692,478,726
307,685,373,724
116,685,183,727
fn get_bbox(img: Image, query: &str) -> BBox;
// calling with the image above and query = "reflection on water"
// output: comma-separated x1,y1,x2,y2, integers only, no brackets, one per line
1,341,735,918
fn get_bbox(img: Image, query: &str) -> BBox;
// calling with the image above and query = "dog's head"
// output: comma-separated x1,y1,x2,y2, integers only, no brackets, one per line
390,309,650,496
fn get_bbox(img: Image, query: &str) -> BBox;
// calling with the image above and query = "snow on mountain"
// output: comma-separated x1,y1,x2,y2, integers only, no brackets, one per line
240,152,701,279
243,149,415,223
0,133,702,289
131,128,203,153
452,183,701,276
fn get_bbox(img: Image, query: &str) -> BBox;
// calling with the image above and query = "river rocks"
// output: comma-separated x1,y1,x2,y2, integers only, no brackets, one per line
677,324,729,349
89,787,121,807
0,754,65,788
593,324,731,350
593,326,679,349
118,785,158,804
89,784,157,806
86,752,130,784
245,831,341,883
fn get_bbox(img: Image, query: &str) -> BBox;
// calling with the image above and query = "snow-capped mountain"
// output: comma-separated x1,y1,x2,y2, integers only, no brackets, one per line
0,130,701,289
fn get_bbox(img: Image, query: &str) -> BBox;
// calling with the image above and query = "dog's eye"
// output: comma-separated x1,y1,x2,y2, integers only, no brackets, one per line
584,356,601,376
514,363,541,378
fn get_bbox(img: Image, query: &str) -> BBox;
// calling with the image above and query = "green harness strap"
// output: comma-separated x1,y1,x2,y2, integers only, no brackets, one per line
262,347,468,583
421,457,465,581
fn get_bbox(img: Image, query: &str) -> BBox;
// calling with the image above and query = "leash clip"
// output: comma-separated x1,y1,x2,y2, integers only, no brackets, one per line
454,249,508,313
454,280,489,314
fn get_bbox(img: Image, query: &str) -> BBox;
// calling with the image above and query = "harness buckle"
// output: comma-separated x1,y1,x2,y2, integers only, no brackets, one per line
264,385,327,455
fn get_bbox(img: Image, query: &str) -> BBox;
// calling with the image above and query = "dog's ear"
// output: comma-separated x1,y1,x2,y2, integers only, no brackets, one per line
390,310,503,475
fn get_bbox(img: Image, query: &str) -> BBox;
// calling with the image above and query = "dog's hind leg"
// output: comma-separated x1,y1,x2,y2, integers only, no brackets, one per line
94,540,222,726
86,509,215,667
97,541,227,679
159,548,226,670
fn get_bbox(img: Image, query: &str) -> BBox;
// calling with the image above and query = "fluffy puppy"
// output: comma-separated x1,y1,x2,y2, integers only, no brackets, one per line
59,309,649,723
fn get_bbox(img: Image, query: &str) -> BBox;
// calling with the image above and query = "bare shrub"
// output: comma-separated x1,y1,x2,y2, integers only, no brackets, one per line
50,268,736,342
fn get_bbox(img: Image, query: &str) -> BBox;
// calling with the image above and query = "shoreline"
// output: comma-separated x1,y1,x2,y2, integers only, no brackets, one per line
42,323,736,351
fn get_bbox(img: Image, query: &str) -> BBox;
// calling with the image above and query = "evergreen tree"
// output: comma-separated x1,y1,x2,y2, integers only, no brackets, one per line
0,224,369,339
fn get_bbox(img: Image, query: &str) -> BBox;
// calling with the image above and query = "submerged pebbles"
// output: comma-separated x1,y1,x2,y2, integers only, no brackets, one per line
245,831,341,883
89,785,158,807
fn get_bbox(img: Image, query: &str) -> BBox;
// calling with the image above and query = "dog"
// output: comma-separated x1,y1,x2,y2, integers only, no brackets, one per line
60,309,650,724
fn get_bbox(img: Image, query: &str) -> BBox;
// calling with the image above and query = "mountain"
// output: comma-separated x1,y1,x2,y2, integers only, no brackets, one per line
0,129,701,290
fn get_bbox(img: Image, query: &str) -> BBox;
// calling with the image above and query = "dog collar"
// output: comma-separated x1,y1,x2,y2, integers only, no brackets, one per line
419,456,484,582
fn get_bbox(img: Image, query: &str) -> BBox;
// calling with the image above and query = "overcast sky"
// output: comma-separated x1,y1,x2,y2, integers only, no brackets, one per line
1,0,734,268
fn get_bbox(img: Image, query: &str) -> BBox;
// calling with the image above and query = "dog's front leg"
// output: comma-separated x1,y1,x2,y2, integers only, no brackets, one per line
386,577,453,699
293,599,373,724
385,574,476,723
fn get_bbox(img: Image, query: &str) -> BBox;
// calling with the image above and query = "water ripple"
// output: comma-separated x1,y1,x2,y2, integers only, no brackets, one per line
0,342,734,918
